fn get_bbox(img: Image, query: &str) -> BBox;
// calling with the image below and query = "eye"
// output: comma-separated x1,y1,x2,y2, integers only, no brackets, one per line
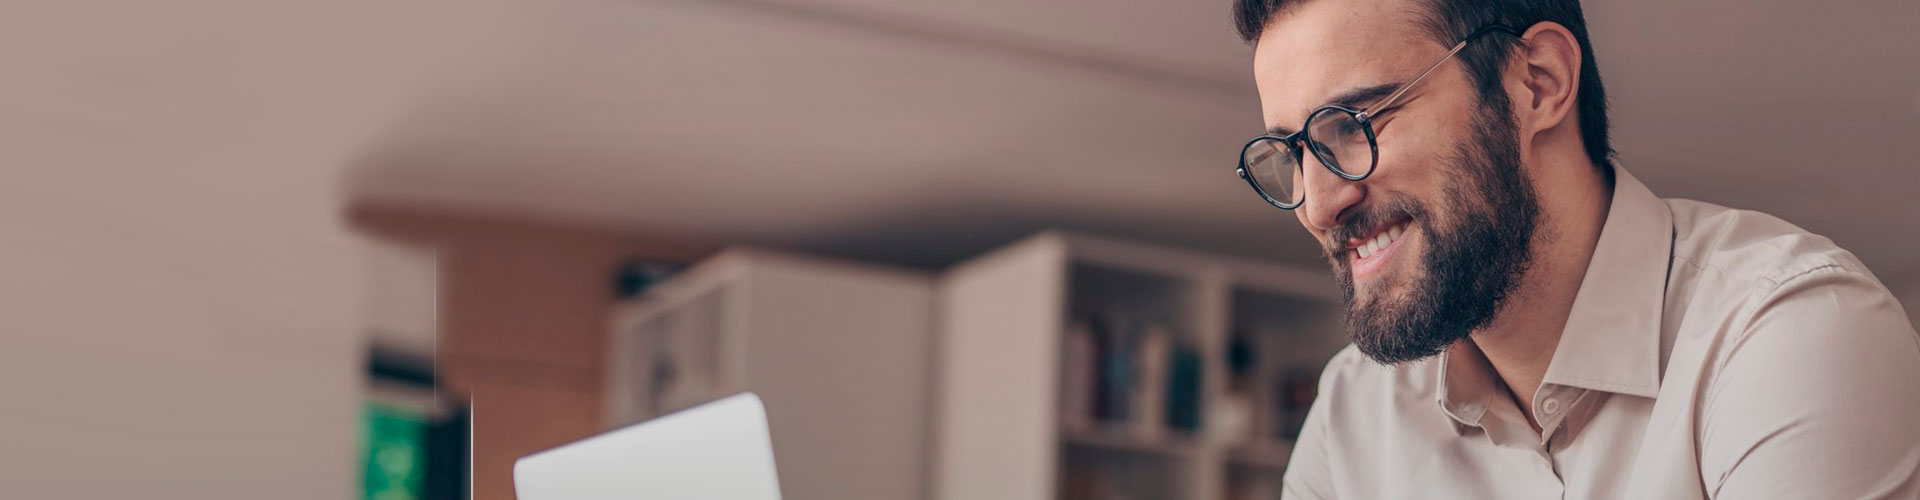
1336,119,1369,143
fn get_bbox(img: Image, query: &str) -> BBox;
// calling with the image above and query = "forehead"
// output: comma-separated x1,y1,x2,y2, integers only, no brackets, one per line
1250,0,1436,128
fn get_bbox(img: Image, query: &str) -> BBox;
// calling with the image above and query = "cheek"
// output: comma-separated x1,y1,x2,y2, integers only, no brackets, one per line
1374,123,1435,174
1369,119,1460,196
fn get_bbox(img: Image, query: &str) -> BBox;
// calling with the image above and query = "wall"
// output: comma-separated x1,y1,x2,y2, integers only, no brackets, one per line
0,217,361,499
352,204,710,500
0,1,505,498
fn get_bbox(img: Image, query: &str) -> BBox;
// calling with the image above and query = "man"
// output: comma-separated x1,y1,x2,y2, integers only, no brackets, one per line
1228,0,1920,498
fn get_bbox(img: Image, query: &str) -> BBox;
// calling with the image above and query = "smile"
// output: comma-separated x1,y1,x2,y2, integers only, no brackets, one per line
1348,219,1412,280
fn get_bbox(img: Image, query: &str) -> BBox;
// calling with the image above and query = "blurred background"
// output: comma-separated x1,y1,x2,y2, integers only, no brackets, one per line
3,0,1917,499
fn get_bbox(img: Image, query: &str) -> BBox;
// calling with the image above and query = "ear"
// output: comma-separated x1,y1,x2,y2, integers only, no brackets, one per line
1511,22,1582,137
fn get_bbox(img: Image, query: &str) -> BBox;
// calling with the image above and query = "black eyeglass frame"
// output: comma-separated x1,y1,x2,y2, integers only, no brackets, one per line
1236,24,1523,211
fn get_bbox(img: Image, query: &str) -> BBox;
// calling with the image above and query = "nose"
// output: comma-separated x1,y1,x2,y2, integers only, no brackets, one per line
1296,153,1367,232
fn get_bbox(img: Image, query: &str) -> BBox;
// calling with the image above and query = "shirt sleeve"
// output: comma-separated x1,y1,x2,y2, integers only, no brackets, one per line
1281,348,1354,500
1700,265,1920,499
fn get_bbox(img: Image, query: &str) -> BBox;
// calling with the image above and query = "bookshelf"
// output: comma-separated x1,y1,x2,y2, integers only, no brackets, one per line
605,248,937,500
934,231,1344,500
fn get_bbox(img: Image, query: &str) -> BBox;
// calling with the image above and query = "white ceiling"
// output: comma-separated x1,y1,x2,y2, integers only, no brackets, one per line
349,0,1920,288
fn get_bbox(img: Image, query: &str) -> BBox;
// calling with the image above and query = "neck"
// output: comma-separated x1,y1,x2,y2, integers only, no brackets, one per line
1470,153,1612,430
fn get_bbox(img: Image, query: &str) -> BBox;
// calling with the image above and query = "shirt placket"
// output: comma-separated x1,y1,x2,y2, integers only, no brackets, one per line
1534,385,1596,499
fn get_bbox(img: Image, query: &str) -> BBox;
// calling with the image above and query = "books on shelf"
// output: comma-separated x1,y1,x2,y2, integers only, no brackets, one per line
1213,331,1257,443
1165,342,1202,434
1131,324,1168,438
1060,312,1202,440
1057,312,1326,456
1230,329,1323,443
1096,315,1131,425
1061,318,1097,433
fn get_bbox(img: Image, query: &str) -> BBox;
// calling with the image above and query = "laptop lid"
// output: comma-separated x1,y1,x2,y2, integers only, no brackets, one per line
513,392,782,500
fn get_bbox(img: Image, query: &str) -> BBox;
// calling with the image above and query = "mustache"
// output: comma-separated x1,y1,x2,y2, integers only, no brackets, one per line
1323,197,1423,258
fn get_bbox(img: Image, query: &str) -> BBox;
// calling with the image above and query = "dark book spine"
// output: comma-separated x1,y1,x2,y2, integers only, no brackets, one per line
1166,343,1203,433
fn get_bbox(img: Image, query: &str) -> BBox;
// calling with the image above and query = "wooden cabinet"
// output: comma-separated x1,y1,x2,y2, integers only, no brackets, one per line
606,248,936,500
600,232,1342,500
933,231,1344,500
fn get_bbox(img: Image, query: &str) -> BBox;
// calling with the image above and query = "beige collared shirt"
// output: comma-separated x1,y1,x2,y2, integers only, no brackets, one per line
1281,166,1920,499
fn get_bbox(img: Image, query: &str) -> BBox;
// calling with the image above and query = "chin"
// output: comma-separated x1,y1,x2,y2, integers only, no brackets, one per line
1356,262,1416,302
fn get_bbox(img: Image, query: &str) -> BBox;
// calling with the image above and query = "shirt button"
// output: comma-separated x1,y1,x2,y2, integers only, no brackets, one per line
1542,398,1561,415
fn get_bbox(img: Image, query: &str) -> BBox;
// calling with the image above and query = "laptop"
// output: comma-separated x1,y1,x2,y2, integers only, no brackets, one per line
514,392,783,500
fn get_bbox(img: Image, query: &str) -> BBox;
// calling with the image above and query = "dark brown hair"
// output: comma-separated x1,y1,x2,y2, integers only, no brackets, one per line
1234,0,1614,177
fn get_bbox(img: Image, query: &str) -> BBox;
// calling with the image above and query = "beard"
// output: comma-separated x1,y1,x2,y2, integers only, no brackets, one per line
1328,97,1542,365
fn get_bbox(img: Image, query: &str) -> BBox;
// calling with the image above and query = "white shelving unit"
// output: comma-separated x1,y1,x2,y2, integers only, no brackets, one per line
606,248,937,500
933,231,1345,500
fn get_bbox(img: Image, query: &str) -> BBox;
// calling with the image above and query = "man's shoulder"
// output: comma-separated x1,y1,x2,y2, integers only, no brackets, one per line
1659,195,1912,366
1659,197,1908,348
1655,198,1919,423
1656,202,1920,496
1663,197,1872,290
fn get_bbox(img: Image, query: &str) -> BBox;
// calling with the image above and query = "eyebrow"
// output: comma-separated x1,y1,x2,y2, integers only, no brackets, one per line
1265,82,1405,137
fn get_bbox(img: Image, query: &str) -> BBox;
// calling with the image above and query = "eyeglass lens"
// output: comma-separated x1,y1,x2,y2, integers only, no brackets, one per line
1241,108,1376,208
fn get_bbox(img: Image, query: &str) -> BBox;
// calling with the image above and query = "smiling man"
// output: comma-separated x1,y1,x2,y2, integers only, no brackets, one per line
1229,0,1920,498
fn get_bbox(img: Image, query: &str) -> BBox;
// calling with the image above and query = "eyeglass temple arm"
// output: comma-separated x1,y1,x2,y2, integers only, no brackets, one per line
1357,24,1522,121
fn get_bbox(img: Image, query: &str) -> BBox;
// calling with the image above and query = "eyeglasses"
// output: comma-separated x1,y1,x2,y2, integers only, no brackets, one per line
1236,25,1520,211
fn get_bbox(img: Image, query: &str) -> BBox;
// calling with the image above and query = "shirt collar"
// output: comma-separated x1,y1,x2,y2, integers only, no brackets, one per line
1434,164,1673,430
1437,341,1497,430
1538,164,1671,399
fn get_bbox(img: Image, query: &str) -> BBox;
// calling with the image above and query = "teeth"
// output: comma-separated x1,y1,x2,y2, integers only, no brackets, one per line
1355,223,1406,260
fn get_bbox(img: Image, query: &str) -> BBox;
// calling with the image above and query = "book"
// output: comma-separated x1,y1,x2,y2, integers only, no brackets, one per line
1166,342,1203,433
1096,314,1131,425
1132,324,1169,438
1062,317,1097,431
